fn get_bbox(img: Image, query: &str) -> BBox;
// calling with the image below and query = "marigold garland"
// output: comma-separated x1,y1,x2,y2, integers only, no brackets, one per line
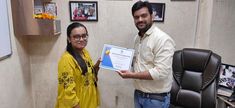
33,13,56,20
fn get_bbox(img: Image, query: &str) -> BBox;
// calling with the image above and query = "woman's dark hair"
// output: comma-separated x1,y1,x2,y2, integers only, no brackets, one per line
131,1,153,16
66,22,88,75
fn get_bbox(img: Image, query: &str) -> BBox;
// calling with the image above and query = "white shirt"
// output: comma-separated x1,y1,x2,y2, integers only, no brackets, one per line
133,24,176,93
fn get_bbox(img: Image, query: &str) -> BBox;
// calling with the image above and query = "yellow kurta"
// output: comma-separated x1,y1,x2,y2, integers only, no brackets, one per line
55,49,99,108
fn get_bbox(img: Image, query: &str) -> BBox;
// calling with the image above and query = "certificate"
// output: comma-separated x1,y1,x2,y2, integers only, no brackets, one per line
100,44,135,71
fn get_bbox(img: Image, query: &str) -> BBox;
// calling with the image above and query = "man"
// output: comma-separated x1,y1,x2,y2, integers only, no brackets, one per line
118,1,175,108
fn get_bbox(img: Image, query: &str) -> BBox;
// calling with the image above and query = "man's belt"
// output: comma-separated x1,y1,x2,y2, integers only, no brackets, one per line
135,89,169,101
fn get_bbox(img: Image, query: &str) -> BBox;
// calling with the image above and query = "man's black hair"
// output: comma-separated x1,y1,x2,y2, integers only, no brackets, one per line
131,1,153,16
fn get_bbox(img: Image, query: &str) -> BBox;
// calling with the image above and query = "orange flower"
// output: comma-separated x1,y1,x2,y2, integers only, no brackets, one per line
33,13,56,20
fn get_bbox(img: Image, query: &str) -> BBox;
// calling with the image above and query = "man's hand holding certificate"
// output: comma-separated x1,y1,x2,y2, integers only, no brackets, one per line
99,44,134,71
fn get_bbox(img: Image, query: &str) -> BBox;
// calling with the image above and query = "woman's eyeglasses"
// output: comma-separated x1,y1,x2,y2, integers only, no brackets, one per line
72,34,88,41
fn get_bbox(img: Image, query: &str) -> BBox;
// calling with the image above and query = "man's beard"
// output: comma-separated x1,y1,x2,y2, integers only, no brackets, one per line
136,22,152,33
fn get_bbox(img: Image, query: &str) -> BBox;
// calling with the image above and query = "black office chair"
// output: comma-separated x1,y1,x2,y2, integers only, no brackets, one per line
170,48,221,108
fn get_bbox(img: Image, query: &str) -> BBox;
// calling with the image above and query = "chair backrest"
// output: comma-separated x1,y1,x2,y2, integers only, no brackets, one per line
170,48,221,108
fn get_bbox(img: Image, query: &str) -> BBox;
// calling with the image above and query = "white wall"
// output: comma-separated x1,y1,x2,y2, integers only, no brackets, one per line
156,0,199,49
194,0,214,48
194,0,235,64
0,0,33,108
210,0,235,64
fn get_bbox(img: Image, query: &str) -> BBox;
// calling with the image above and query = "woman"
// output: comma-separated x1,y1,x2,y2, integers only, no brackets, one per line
55,22,100,108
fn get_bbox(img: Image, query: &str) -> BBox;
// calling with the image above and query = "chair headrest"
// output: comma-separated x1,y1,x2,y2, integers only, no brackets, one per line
182,48,212,72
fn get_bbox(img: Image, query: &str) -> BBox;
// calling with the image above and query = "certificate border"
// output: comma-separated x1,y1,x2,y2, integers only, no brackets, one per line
99,44,135,71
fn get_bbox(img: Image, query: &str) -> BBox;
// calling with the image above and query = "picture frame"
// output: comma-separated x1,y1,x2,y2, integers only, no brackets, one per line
34,6,43,15
219,64,235,90
69,1,98,21
44,2,57,16
150,3,165,22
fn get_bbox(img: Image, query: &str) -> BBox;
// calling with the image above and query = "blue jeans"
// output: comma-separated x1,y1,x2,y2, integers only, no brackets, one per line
134,90,170,108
